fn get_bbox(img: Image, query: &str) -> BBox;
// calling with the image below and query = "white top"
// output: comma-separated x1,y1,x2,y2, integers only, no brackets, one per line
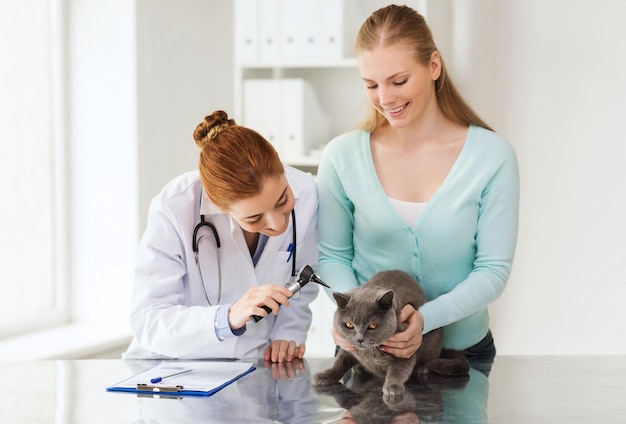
388,197,428,226
124,166,319,360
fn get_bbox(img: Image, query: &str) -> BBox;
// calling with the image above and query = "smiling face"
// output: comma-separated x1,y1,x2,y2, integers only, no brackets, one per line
226,174,295,237
357,43,441,129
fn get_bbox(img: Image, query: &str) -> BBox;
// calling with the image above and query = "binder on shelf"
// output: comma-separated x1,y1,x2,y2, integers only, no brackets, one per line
318,0,344,61
234,0,259,64
235,0,369,66
280,78,330,162
242,78,330,164
258,0,281,64
281,0,301,62
243,79,282,151
281,0,322,63
106,361,256,397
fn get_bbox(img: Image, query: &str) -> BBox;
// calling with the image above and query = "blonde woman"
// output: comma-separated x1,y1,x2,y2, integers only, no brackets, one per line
317,5,519,375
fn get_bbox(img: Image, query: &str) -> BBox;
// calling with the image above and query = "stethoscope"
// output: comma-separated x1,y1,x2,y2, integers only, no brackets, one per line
192,206,297,306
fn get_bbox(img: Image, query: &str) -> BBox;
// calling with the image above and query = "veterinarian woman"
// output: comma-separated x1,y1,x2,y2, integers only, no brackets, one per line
317,5,519,374
123,110,319,363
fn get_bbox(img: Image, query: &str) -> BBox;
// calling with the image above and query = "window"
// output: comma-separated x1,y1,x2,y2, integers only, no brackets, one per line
0,0,67,337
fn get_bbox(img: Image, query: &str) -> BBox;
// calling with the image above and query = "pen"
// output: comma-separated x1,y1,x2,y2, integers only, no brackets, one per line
150,368,192,384
286,243,294,262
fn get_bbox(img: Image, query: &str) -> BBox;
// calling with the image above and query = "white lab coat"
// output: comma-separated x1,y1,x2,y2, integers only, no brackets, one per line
123,166,319,359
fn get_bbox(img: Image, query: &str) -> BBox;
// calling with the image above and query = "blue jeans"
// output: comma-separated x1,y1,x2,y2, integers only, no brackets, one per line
464,330,496,376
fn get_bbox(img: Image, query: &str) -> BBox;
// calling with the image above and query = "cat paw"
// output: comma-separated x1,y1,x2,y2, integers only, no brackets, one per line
383,392,405,407
313,371,339,386
311,381,348,396
382,382,405,397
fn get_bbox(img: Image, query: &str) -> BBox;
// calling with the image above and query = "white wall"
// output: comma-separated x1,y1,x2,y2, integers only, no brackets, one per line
452,0,626,355
1,0,238,360
136,0,234,232
68,0,137,330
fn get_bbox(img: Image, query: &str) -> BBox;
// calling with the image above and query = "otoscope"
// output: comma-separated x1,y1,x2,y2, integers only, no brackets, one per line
251,264,330,322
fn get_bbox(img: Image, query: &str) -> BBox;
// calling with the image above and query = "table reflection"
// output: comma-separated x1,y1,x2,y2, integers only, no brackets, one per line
2,357,486,423
314,368,489,424
120,358,489,424
3,355,623,423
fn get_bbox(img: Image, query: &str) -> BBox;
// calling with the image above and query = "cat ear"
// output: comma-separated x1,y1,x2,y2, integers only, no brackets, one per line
333,292,350,309
377,290,394,310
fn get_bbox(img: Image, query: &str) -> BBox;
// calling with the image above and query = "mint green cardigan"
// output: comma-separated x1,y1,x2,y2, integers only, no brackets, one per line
317,125,519,350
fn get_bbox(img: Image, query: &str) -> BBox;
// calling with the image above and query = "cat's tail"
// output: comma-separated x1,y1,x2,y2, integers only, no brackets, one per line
426,349,470,377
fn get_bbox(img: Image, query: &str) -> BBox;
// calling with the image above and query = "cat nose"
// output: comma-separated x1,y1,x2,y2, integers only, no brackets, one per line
356,338,364,345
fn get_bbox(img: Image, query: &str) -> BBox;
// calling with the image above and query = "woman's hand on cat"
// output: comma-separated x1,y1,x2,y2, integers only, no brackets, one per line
264,339,306,363
381,305,424,358
336,411,356,423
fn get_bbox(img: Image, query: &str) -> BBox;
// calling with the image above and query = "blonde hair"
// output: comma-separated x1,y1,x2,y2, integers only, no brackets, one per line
355,4,492,132
193,110,284,210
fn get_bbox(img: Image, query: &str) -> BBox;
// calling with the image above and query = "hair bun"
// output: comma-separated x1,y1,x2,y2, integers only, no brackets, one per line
193,110,236,148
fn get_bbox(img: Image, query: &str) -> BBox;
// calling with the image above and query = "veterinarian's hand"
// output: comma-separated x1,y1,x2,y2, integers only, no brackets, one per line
229,284,292,329
264,339,305,363
332,328,355,352
381,305,424,358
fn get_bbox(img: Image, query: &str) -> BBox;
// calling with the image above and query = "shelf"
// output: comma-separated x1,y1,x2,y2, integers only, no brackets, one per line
284,155,322,167
233,0,378,170
238,58,358,69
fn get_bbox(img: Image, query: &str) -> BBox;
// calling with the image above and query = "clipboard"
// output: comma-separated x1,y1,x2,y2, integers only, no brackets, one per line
106,360,256,397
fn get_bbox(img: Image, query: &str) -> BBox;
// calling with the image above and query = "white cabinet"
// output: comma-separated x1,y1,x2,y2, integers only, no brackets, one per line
232,0,448,171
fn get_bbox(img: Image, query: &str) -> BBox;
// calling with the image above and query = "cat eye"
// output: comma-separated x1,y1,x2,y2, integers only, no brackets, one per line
368,323,378,330
345,322,354,329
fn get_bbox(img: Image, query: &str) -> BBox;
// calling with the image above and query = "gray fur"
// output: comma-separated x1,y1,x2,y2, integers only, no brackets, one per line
313,270,469,397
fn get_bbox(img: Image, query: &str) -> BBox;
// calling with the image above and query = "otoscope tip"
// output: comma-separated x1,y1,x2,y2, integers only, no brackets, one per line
313,277,331,289
297,264,331,288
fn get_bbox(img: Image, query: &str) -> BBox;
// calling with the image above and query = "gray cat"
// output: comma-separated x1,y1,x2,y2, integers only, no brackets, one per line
313,270,469,397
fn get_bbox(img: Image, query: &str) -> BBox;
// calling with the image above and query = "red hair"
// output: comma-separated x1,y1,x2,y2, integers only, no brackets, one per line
193,110,284,210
